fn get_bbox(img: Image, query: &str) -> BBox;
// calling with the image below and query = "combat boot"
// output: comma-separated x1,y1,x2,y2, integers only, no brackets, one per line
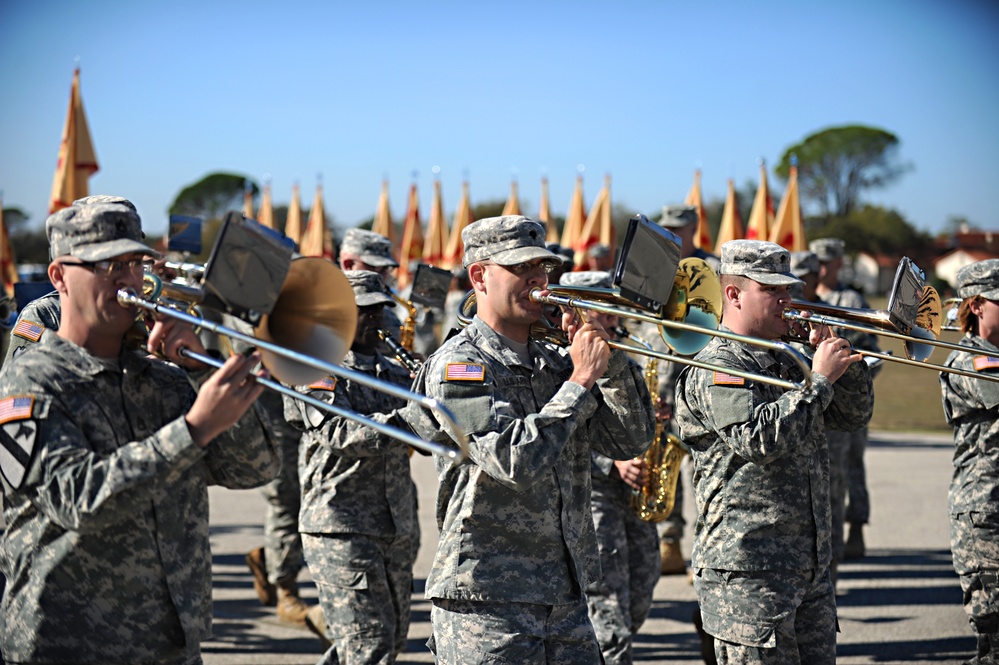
305,604,333,652
844,522,865,559
245,547,277,606
276,579,312,626
660,539,687,575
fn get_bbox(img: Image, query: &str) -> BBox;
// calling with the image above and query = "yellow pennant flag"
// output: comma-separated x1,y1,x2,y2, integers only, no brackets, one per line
301,183,332,258
577,174,613,262
539,176,558,243
423,180,450,266
285,183,303,245
371,180,397,260
769,165,806,251
242,184,254,219
49,68,100,213
745,162,774,241
501,180,521,216
256,182,274,229
560,175,586,255
0,202,19,296
685,169,713,250
445,180,474,269
397,183,424,288
714,179,745,254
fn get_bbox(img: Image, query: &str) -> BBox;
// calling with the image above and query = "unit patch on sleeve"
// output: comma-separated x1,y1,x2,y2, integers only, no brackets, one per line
0,396,37,490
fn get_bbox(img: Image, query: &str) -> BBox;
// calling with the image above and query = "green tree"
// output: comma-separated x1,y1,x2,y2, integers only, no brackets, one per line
169,173,258,222
776,125,910,218
808,205,933,257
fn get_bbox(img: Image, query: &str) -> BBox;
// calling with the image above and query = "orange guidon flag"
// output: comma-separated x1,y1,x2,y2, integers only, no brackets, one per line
768,164,806,251
501,180,521,216
301,182,332,258
745,162,774,241
539,176,558,243
577,174,613,261
423,180,450,267
397,182,424,288
685,169,713,251
242,183,254,218
284,183,303,245
714,178,745,254
560,175,586,255
257,182,274,229
445,180,474,269
49,68,100,213
0,202,19,296
371,180,398,260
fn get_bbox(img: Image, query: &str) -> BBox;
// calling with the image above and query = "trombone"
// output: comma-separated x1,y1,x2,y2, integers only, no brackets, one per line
782,288,999,384
125,258,469,465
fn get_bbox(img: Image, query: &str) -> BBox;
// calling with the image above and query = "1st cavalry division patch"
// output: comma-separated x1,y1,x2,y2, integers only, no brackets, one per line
0,395,37,490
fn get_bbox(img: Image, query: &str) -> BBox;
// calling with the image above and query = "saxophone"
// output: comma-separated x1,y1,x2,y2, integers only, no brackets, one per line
625,329,689,523
379,289,422,373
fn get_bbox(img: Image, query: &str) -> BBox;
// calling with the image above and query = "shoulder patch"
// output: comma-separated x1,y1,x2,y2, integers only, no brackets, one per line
445,362,486,382
13,320,45,342
0,395,35,424
973,355,999,372
0,414,38,490
307,377,338,391
713,370,746,386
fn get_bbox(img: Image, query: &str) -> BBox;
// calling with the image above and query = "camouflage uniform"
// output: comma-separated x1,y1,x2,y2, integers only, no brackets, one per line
283,270,417,664
940,259,999,662
563,271,659,665
0,202,281,664
675,240,874,663
402,216,656,663
3,290,61,365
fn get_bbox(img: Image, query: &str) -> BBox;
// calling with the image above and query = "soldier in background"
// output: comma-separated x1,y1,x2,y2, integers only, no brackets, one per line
283,270,417,663
675,240,872,663
0,202,279,663
403,216,654,662
563,270,660,665
811,237,880,559
939,259,999,663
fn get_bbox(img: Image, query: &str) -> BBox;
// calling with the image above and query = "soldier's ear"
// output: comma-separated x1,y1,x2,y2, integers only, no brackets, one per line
48,262,69,294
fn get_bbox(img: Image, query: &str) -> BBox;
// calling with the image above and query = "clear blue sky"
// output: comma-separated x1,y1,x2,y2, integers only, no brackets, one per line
2,0,997,240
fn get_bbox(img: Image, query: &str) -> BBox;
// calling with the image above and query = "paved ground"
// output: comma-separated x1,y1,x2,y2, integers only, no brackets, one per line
202,430,975,664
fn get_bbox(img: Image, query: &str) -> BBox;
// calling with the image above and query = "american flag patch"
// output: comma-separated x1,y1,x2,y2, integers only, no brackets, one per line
0,396,34,424
308,377,338,391
13,320,44,342
973,356,999,372
713,371,745,386
445,362,486,381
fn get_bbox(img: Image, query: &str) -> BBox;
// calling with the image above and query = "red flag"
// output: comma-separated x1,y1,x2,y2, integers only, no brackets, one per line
301,182,333,258
284,183,303,244
445,180,474,269
0,202,19,296
423,180,449,266
768,165,806,251
371,180,397,260
684,169,713,250
714,179,745,254
397,183,423,288
49,68,100,213
501,180,521,216
745,162,774,241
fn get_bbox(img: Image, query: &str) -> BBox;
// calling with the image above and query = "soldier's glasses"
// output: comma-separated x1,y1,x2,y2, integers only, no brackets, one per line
482,258,559,275
62,258,155,277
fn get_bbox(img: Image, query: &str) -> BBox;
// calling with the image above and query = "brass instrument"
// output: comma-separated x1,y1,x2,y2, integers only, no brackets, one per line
623,330,688,523
387,289,416,352
456,258,814,392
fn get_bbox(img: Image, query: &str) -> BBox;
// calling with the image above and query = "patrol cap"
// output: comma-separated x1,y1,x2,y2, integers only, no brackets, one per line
462,215,561,269
72,194,138,213
956,259,999,300
719,240,802,286
810,237,845,262
343,269,395,307
659,205,698,229
341,228,399,268
558,270,613,289
790,250,820,278
46,203,159,262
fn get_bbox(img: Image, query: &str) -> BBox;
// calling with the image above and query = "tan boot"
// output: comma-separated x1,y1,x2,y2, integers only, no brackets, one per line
244,547,277,607
844,523,865,559
276,581,311,626
660,539,687,575
304,604,333,652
